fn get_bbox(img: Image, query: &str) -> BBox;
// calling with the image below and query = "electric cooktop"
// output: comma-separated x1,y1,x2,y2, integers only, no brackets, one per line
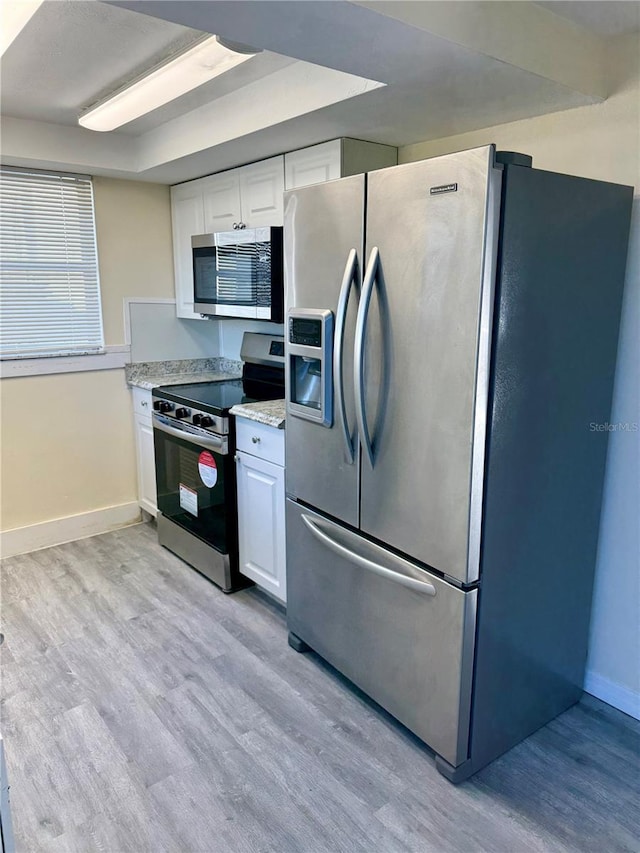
152,379,282,416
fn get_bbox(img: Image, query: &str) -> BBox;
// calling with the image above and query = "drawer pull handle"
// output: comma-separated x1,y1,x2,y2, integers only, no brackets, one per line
301,514,437,597
252,436,261,444
141,400,148,407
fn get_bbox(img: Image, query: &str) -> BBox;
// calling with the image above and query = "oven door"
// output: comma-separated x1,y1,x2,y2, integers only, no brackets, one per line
153,414,234,555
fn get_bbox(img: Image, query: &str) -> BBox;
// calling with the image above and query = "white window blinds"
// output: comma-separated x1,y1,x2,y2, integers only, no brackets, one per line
0,167,104,359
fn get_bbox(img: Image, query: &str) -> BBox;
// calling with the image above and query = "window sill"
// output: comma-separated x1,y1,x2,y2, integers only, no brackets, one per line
0,345,131,379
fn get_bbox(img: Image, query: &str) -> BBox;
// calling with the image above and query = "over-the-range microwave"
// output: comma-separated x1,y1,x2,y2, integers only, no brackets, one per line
192,226,283,321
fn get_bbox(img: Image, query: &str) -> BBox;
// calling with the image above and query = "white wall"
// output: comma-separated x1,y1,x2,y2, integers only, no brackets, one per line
0,179,175,550
399,32,640,718
128,302,220,363
586,202,639,718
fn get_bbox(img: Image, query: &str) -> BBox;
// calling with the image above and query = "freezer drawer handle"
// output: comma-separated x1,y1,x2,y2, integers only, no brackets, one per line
354,246,378,467
301,514,436,597
334,248,358,464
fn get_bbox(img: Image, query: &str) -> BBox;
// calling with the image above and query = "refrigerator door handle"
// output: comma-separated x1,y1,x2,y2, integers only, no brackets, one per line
301,513,437,597
354,246,378,467
334,248,358,464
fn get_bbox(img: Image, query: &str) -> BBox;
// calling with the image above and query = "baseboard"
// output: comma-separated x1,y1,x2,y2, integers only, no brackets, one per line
584,669,640,720
0,502,142,559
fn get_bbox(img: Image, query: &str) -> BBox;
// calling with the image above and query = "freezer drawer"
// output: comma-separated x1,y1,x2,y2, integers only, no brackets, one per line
286,500,477,767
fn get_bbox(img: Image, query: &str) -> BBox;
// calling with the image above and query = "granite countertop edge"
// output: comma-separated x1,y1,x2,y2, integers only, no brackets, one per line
129,371,242,391
230,400,286,430
125,357,242,390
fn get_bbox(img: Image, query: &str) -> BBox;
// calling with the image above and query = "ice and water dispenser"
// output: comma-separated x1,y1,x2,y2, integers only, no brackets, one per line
287,309,333,427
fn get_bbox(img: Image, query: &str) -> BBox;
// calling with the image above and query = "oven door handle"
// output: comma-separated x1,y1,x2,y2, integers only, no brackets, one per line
153,414,228,455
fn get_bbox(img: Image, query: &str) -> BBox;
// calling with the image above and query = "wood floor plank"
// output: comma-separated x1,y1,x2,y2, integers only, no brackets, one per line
1,522,638,853
58,635,195,788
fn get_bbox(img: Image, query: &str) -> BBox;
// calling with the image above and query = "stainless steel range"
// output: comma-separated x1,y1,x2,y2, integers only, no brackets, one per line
152,332,284,592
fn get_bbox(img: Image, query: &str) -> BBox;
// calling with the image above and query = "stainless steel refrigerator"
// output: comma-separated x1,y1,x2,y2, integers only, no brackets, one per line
283,145,633,782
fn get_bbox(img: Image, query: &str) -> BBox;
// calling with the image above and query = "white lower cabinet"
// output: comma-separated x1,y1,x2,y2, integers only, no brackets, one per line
236,422,286,602
132,388,157,516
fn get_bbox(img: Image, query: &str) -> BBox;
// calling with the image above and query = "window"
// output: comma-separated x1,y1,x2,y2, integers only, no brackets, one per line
0,167,104,359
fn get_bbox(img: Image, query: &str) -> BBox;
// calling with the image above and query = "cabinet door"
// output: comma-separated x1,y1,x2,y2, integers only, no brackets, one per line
134,415,157,516
202,171,242,233
238,156,284,227
236,450,286,602
284,141,341,190
170,184,205,320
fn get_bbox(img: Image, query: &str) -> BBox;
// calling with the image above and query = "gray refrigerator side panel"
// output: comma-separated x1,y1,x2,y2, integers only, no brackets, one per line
284,175,364,527
470,165,634,773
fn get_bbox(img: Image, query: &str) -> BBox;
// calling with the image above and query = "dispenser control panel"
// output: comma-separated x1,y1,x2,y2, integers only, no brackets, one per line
289,317,323,348
286,309,334,428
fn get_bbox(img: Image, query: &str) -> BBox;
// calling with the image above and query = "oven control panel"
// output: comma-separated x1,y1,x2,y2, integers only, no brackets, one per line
152,399,228,435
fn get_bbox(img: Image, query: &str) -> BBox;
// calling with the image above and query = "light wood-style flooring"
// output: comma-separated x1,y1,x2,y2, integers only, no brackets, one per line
1,523,638,852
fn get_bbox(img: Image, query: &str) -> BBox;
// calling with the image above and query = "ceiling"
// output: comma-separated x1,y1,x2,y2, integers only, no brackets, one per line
1,0,638,184
536,1,640,36
0,1,298,134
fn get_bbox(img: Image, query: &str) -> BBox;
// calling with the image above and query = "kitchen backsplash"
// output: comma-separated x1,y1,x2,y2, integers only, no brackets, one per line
128,301,220,362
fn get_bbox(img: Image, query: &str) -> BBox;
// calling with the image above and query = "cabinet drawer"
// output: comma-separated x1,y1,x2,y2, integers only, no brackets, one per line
132,387,153,420
236,419,285,466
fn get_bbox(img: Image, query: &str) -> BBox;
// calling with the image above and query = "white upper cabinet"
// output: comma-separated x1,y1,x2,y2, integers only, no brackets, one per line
202,170,242,233
170,142,396,320
284,140,342,190
284,139,398,190
238,156,284,227
202,156,283,233
170,183,205,320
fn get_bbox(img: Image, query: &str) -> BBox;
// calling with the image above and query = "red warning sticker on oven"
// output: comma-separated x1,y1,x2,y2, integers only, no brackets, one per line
198,451,218,488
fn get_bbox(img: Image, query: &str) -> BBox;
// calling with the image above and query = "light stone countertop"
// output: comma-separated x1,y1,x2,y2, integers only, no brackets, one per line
230,399,286,430
125,357,242,390
129,370,241,391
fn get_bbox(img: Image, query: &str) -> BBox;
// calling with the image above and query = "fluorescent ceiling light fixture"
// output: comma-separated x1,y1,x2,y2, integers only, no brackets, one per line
1,0,43,56
79,35,259,132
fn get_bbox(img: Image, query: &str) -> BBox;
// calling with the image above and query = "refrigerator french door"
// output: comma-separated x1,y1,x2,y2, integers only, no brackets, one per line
284,174,365,528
